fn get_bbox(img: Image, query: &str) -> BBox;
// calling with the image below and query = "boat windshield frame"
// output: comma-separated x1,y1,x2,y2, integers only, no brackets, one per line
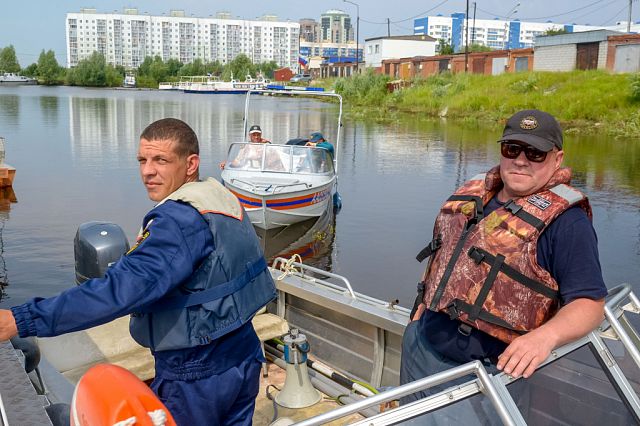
225,142,335,176
242,89,343,175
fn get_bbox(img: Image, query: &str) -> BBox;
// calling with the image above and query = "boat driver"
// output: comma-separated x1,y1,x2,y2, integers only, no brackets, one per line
400,109,607,422
249,124,270,143
0,118,276,425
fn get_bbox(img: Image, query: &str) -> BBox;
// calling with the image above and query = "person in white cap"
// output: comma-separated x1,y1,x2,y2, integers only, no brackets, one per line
248,125,270,144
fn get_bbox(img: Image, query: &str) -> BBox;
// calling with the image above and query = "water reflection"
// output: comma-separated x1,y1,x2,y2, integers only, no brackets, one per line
0,187,17,302
0,95,20,128
67,94,341,173
39,96,59,125
256,205,335,271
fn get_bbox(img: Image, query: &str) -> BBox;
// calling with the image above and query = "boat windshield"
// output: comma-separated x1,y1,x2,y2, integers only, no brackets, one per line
225,143,334,174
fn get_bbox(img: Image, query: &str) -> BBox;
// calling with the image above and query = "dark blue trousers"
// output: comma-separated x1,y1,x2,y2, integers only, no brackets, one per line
152,356,262,426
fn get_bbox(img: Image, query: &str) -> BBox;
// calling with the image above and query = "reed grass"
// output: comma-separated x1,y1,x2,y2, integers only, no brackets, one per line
332,70,640,137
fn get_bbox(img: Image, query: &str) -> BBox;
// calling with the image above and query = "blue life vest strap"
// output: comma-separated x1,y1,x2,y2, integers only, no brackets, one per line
142,257,268,313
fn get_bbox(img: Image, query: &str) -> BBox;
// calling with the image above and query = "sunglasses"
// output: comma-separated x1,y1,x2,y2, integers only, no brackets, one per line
500,143,548,163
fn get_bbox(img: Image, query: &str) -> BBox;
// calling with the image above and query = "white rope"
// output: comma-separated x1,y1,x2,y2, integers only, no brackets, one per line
148,409,168,426
112,409,167,426
113,417,137,426
276,254,303,281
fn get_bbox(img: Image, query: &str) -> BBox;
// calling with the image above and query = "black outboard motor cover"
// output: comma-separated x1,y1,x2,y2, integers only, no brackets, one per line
74,221,130,284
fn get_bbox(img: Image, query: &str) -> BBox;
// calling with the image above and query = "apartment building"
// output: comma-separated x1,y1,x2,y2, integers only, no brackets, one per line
320,10,353,44
66,8,300,69
414,13,595,52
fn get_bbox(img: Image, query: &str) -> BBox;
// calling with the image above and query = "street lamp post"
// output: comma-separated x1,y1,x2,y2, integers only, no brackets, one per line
343,0,359,74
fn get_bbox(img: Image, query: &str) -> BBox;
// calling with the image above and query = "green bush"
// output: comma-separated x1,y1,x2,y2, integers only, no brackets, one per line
630,73,640,101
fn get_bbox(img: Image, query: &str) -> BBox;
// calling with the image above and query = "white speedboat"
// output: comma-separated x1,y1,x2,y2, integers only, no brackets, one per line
222,142,337,229
221,90,343,230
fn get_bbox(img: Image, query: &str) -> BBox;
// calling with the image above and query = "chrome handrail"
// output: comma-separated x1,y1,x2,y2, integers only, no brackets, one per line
272,257,356,299
294,361,523,426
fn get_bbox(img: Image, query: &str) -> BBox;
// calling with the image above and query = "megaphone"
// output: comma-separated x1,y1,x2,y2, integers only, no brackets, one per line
275,329,322,409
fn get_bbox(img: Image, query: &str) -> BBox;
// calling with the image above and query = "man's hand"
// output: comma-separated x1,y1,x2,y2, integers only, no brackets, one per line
0,309,18,341
497,298,604,379
497,328,555,379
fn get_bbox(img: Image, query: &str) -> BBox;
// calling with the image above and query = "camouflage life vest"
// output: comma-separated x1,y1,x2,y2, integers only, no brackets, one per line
415,166,591,343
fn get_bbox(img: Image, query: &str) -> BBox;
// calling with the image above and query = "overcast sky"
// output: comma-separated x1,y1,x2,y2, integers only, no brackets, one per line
1,0,636,66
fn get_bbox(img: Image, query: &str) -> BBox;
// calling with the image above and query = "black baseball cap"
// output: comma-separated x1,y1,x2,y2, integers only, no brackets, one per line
249,125,262,134
498,109,563,152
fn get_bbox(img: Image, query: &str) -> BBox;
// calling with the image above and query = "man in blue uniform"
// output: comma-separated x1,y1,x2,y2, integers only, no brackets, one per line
400,110,607,422
0,118,276,425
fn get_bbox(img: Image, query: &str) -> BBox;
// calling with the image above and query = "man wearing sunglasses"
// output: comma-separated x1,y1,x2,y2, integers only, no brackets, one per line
400,109,606,421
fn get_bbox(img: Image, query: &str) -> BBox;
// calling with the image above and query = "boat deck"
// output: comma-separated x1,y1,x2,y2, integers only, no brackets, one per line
0,341,52,425
254,361,364,425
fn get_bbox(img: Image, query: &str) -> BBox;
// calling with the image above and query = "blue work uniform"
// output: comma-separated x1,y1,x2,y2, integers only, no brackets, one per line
11,181,274,425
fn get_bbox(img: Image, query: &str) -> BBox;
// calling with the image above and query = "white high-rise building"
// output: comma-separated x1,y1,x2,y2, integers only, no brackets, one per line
66,8,300,69
414,13,597,52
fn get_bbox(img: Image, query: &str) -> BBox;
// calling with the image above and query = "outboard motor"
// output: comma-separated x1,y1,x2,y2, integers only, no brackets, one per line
74,222,129,284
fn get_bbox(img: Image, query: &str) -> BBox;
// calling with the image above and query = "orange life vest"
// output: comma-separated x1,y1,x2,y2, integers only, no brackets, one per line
416,166,591,343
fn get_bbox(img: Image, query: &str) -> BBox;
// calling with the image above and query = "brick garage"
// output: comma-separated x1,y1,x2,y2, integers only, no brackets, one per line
606,34,640,73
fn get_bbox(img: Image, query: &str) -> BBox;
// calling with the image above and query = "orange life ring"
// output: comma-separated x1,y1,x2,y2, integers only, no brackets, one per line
70,364,176,426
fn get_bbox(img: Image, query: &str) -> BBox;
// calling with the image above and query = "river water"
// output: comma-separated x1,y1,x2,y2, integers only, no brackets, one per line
0,85,639,309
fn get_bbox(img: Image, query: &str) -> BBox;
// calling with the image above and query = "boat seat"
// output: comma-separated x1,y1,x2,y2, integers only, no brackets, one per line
252,307,290,377
37,311,288,384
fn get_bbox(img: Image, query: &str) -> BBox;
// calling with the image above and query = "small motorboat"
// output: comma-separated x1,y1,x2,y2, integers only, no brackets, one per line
222,142,337,229
221,90,343,230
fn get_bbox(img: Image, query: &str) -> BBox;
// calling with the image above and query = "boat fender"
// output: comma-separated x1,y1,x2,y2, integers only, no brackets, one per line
333,192,342,210
10,336,40,373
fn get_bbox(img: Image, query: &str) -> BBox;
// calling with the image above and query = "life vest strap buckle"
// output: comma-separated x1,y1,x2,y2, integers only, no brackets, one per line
503,199,522,215
416,235,442,263
458,323,473,336
446,302,461,320
467,246,485,265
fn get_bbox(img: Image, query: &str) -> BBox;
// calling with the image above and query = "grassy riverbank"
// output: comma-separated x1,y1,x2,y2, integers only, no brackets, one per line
330,71,640,137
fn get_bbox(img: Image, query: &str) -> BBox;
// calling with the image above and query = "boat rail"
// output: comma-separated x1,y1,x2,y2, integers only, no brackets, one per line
229,177,312,194
293,283,640,425
273,257,356,298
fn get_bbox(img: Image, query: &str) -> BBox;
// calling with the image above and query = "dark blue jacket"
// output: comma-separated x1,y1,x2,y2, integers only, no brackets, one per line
130,180,276,351
12,180,275,353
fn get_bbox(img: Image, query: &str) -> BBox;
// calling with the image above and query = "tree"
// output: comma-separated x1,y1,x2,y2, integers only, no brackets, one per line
66,52,121,87
0,45,21,73
178,58,206,76
22,63,38,77
204,60,224,77
545,28,568,36
166,59,182,76
256,61,279,79
37,50,62,85
468,43,493,53
437,39,454,55
223,54,256,81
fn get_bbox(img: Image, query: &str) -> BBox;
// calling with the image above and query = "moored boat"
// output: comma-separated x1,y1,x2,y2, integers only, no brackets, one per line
184,75,270,94
222,142,337,229
0,72,37,86
122,73,136,88
221,89,343,230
